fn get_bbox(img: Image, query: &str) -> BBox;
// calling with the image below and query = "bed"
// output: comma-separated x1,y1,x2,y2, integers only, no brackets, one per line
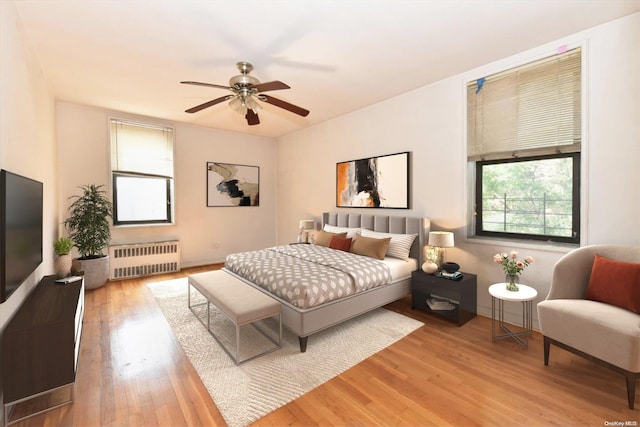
224,212,430,352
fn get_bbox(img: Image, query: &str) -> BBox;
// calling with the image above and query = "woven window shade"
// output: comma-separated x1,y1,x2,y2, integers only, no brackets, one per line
468,48,581,161
110,119,174,177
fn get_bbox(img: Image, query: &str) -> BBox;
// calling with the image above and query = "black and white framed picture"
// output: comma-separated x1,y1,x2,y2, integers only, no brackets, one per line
336,151,410,209
207,162,260,207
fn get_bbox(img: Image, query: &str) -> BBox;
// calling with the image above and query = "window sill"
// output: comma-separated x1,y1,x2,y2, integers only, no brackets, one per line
113,222,175,229
462,235,578,255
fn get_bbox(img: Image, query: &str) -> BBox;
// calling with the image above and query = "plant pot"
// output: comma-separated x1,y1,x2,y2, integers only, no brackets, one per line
72,255,110,290
54,254,72,278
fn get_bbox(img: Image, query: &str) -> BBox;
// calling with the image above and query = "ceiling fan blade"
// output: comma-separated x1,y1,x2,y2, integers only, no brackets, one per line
261,95,309,117
246,109,260,125
252,80,290,92
185,96,231,113
181,81,231,90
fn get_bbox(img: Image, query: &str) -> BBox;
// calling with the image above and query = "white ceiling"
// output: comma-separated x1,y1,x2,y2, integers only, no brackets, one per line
12,0,640,138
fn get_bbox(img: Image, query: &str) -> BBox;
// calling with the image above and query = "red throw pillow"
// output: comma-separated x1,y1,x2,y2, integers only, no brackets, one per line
586,254,640,314
314,230,347,247
329,236,352,252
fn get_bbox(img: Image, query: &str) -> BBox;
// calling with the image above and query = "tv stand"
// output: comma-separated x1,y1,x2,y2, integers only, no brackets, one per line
2,275,84,425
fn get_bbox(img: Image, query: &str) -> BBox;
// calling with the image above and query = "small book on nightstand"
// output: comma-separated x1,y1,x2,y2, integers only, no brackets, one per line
436,271,463,280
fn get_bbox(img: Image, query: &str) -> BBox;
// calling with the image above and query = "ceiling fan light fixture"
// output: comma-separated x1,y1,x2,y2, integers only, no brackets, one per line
229,95,261,116
245,96,260,112
229,96,247,115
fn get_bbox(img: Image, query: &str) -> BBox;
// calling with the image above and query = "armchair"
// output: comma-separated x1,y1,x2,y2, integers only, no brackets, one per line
537,245,640,409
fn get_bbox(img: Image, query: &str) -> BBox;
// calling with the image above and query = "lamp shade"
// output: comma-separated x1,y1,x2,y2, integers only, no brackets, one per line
299,220,315,230
428,231,454,248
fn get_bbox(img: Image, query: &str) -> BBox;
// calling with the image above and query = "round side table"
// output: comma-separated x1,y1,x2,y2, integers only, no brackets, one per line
488,283,538,349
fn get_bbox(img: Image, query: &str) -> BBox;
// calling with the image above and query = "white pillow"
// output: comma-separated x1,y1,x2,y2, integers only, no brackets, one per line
359,229,417,260
323,224,362,239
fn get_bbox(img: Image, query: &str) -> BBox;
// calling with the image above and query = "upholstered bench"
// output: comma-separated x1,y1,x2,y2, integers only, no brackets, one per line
188,270,282,364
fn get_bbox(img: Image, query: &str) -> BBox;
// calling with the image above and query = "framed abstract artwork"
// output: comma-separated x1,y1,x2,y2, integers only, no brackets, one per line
207,162,260,207
336,151,410,209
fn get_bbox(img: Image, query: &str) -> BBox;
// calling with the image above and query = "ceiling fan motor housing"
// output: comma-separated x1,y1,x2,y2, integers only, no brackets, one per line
229,74,260,87
230,62,260,87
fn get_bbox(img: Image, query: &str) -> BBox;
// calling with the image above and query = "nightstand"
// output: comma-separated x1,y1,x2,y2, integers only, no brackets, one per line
411,270,477,326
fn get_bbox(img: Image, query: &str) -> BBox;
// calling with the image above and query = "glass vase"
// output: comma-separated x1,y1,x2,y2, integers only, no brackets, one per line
506,274,519,292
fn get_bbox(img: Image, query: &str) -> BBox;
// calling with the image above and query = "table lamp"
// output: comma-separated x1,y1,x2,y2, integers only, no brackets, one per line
428,231,454,269
298,220,315,243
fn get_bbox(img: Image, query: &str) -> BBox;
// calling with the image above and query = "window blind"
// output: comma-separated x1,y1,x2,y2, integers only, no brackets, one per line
110,119,174,177
467,48,581,161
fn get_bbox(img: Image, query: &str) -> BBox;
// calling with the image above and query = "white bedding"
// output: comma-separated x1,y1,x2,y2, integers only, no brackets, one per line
383,257,418,281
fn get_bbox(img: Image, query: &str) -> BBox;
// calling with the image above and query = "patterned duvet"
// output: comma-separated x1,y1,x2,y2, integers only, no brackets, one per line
225,244,392,309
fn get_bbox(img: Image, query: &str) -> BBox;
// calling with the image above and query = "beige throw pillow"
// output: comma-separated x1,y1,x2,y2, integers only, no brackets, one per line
351,235,391,260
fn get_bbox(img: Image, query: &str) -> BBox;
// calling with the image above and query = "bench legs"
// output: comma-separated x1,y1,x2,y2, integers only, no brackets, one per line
231,315,282,364
543,335,638,409
188,281,282,365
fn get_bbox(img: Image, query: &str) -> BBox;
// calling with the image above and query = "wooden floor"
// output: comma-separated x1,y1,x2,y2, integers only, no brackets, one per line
13,266,638,426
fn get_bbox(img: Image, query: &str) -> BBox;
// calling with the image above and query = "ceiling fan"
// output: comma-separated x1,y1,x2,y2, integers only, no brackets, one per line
181,62,310,126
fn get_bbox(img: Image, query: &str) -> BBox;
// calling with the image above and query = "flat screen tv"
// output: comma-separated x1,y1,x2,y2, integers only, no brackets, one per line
0,169,43,303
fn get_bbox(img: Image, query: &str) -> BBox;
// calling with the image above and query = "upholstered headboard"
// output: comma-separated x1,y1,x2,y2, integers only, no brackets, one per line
322,212,430,265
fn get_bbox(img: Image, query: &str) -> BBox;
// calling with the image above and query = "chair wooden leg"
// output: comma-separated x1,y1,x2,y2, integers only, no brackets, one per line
545,336,638,409
626,374,636,409
543,335,550,366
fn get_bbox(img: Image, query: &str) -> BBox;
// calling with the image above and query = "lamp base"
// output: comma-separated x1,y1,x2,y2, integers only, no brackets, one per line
435,247,445,270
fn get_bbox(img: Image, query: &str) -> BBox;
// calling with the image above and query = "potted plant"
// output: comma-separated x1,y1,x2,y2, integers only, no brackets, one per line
53,237,74,278
64,184,113,289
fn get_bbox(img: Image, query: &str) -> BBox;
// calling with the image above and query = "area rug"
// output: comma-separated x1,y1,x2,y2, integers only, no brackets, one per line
148,277,423,427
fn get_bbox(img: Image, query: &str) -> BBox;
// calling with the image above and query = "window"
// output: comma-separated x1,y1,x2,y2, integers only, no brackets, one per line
476,153,580,243
468,48,581,244
109,119,174,225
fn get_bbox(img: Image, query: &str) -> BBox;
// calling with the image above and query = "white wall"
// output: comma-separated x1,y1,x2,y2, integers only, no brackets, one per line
276,13,640,327
0,3,58,330
56,103,277,267
0,3,58,423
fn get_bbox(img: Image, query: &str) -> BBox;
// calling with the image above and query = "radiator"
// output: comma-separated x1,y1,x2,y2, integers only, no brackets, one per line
108,241,181,280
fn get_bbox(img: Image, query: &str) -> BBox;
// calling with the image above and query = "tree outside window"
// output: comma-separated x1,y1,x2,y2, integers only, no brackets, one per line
476,154,579,243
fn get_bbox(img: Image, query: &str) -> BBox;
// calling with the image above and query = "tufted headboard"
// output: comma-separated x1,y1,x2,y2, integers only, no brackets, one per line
322,212,430,265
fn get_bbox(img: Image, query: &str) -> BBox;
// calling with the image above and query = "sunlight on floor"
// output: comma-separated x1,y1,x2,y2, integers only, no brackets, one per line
110,317,177,380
